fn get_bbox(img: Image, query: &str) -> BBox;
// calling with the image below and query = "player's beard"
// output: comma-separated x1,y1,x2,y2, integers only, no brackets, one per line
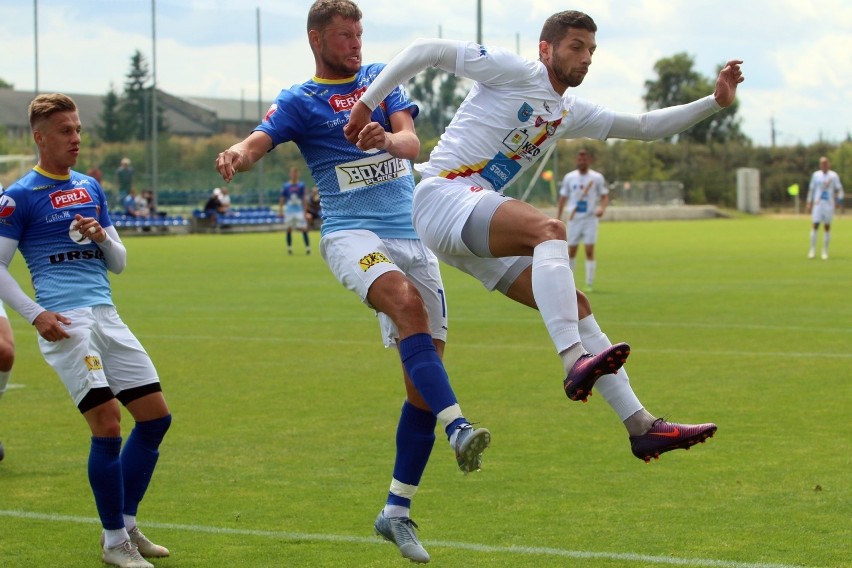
320,48,360,78
550,51,587,88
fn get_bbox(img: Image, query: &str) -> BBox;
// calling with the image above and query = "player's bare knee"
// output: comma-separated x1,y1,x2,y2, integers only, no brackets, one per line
0,344,13,372
539,217,567,242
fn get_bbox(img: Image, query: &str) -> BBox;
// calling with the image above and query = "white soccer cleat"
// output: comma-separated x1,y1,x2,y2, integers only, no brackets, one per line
374,510,430,563
821,251,828,260
102,540,153,568
807,249,816,259
129,526,170,558
453,424,490,474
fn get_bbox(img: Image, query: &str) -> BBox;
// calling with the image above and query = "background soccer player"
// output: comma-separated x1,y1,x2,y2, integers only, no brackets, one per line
556,149,609,291
347,9,742,463
215,1,489,563
0,93,171,568
806,156,844,260
278,166,312,255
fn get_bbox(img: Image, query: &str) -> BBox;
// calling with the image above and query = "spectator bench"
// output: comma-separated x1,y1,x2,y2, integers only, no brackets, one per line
191,206,284,233
111,212,191,235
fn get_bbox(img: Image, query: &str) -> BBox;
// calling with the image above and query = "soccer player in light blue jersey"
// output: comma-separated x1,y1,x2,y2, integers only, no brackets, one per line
0,94,171,568
215,1,489,563
278,166,312,254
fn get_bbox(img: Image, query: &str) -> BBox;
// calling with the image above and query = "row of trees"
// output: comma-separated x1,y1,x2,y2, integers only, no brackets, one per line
1,51,849,210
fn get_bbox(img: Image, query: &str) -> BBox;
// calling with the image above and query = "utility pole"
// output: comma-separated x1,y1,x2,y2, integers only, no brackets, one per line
476,0,482,44
151,0,159,209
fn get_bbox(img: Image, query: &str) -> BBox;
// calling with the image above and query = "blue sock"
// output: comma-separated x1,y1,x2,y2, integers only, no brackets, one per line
286,232,292,247
398,333,458,417
89,437,125,530
303,232,310,246
120,415,171,516
387,402,436,510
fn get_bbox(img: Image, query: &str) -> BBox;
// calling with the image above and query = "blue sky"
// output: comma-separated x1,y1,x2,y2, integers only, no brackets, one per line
2,0,850,146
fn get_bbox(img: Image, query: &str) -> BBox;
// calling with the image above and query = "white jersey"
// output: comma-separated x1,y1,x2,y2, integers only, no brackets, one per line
559,169,607,219
414,42,614,192
807,170,844,208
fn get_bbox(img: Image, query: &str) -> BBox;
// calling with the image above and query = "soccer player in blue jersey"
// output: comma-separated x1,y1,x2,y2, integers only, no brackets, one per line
0,94,171,568
215,1,489,562
0,302,13,462
278,166,312,254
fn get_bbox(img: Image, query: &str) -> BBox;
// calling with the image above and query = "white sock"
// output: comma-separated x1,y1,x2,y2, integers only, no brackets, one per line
578,315,643,421
532,240,581,366
384,504,410,518
810,229,817,251
568,256,576,272
823,231,830,252
103,528,130,548
123,514,137,532
436,404,464,434
586,260,596,287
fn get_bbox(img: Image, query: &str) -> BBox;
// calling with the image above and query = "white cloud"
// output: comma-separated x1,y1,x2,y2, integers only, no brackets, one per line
1,0,849,145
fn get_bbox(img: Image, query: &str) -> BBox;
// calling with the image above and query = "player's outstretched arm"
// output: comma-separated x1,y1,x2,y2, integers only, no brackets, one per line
714,59,744,108
344,38,459,147
216,131,273,182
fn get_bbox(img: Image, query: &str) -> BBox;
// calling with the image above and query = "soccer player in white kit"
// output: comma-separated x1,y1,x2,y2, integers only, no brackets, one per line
556,149,608,291
0,301,14,463
347,10,743,463
806,156,844,260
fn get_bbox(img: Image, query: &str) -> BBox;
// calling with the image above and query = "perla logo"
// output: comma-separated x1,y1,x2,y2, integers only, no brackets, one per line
329,86,368,113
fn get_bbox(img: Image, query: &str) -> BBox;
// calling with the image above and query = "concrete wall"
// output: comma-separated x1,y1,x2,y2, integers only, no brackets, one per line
541,204,724,222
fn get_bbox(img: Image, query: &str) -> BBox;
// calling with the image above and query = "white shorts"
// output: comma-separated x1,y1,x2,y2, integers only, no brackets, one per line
413,177,524,291
37,305,159,407
320,229,448,347
284,211,307,230
811,203,835,225
0,301,7,319
567,216,600,246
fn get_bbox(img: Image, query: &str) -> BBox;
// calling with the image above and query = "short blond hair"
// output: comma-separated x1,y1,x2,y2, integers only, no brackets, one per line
28,93,77,130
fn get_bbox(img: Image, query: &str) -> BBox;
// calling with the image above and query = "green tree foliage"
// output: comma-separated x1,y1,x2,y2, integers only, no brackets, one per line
643,52,745,144
407,68,467,144
116,50,168,142
96,85,125,143
0,78,13,89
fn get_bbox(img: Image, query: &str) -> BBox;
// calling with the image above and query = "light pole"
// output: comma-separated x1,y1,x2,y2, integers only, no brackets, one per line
151,0,159,209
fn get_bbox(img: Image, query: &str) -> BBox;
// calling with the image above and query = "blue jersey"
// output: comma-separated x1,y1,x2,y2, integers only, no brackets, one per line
255,63,419,238
281,181,306,215
0,167,114,311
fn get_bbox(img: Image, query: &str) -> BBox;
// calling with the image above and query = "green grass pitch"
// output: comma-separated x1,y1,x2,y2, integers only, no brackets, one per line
0,216,849,567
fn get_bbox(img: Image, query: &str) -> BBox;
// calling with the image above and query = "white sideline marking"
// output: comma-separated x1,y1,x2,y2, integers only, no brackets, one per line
138,333,852,359
0,509,815,568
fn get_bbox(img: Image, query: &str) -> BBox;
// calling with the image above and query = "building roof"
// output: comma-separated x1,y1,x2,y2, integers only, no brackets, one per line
0,88,246,138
